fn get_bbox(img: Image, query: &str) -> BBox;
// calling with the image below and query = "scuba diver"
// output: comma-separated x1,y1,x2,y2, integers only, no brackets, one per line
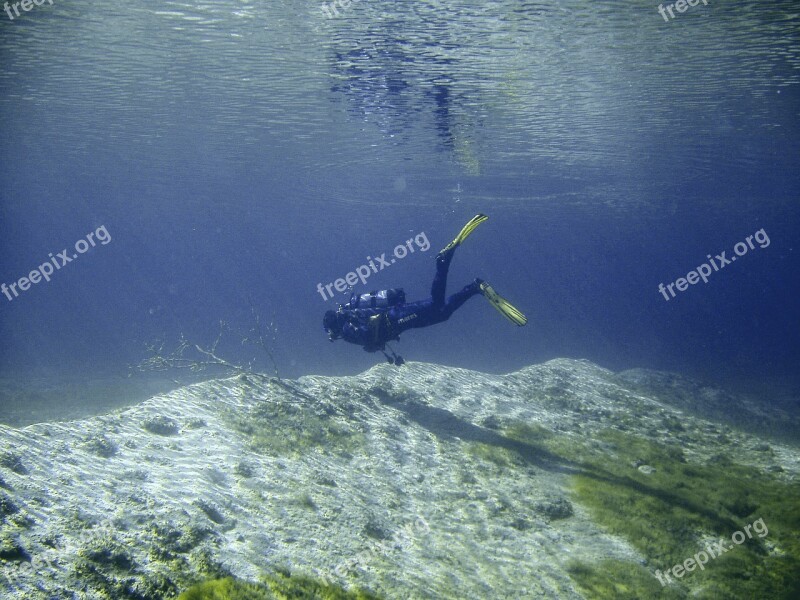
323,214,527,365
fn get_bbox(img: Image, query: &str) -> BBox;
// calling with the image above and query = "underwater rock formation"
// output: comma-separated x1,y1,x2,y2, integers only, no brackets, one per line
0,359,798,599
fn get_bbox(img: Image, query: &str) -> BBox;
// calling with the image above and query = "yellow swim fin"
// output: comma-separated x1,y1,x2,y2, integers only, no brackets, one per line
438,213,489,257
479,281,528,327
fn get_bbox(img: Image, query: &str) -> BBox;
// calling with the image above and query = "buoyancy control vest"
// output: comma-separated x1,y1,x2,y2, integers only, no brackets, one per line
345,288,406,310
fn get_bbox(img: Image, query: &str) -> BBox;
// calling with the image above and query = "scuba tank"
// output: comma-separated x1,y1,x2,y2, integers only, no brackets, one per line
347,288,406,310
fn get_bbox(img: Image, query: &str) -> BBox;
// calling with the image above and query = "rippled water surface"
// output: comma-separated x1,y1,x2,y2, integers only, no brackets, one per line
2,0,798,206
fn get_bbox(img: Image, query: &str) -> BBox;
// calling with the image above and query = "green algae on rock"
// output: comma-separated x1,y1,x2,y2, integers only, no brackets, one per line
179,573,382,600
504,423,800,599
224,392,365,457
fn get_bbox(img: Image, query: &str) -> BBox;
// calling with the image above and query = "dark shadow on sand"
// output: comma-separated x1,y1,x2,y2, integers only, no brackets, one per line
370,386,753,540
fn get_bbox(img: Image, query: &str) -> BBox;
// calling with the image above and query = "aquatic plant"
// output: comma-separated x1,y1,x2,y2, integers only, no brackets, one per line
83,434,118,458
502,423,800,599
233,461,255,478
0,492,18,521
179,577,270,600
226,400,364,458
149,520,214,561
466,441,517,468
0,451,28,475
194,499,227,525
565,559,682,600
80,537,134,571
138,307,281,381
296,492,317,511
533,497,574,521
186,417,208,430
362,513,392,541
178,573,383,599
143,415,180,436
0,531,28,561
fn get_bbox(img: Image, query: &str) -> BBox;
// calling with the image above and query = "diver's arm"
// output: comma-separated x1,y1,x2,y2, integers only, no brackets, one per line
340,320,372,348
340,316,384,352
340,322,360,343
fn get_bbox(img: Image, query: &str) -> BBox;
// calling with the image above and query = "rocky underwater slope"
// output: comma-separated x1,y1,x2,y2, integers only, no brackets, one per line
1,359,798,599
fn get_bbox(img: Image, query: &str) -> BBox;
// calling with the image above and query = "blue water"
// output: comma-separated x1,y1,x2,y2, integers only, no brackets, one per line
1,0,798,419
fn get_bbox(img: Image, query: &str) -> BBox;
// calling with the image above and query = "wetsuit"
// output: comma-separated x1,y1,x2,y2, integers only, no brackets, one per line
338,248,480,352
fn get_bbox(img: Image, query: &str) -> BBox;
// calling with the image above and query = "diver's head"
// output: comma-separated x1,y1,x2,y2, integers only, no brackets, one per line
323,309,343,341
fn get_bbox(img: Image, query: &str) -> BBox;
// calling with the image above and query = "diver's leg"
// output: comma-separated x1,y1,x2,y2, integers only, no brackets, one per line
431,214,488,307
439,279,482,320
430,249,454,308
396,281,479,332
393,300,439,330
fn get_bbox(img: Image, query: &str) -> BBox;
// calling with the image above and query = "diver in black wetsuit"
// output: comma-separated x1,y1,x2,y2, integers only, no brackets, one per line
323,214,527,365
